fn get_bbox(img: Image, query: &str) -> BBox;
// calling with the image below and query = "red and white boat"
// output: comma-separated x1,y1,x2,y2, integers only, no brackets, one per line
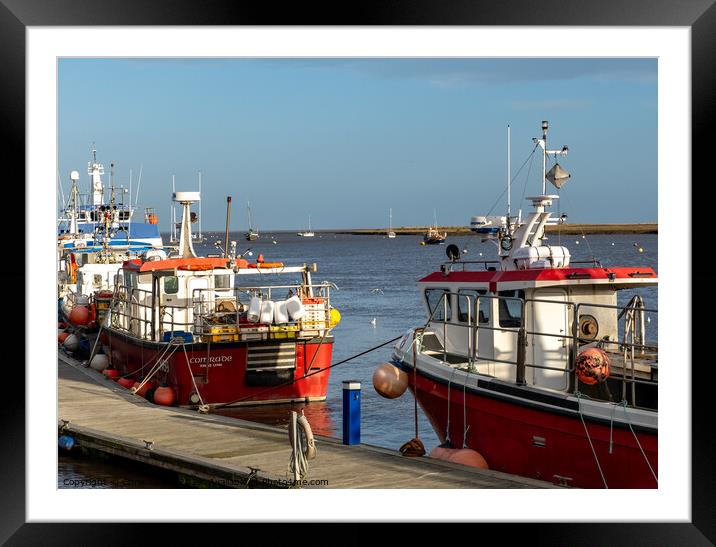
388,121,657,488
101,191,338,408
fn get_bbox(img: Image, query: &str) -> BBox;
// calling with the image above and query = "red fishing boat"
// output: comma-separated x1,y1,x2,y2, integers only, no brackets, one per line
100,192,339,408
384,121,657,488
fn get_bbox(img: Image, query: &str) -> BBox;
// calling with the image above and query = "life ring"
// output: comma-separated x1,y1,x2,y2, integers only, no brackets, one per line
288,413,316,460
248,262,284,269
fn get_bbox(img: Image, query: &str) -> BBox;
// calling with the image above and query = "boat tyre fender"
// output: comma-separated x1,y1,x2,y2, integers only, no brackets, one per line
500,236,513,252
288,413,316,460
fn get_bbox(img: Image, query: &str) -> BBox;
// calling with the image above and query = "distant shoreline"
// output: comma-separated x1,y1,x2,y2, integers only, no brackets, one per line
334,223,658,236
175,223,657,236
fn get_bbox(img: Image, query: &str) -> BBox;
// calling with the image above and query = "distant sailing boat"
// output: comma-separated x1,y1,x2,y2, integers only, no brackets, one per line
245,201,259,241
387,208,396,238
297,214,315,237
423,209,447,245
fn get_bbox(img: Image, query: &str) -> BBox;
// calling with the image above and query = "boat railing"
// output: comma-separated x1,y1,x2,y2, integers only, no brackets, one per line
109,281,334,342
439,258,603,272
422,290,656,405
108,286,157,340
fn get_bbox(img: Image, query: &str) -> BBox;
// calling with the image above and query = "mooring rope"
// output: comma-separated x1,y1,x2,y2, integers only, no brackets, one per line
575,391,609,489
130,339,181,394
181,343,210,413
619,400,658,485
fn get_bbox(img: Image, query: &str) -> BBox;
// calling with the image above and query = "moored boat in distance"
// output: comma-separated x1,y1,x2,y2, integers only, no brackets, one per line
382,121,658,488
102,192,340,407
387,208,396,238
423,210,447,244
245,200,259,241
297,214,315,237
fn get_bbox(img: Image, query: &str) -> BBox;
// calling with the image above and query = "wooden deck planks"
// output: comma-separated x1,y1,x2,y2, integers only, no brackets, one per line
58,355,555,489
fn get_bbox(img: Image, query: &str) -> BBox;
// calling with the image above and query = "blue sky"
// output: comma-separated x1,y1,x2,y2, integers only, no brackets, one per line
58,58,657,231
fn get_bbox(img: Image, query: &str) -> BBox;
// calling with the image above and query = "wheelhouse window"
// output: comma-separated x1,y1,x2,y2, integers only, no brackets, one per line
457,289,490,324
163,275,179,294
498,290,525,328
425,288,452,321
214,273,231,290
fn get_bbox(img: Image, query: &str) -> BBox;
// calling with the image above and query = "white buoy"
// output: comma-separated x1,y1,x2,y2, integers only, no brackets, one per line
370,318,377,327
63,334,79,352
90,353,109,372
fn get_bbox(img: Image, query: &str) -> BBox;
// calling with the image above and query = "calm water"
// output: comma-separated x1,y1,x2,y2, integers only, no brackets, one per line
59,231,658,486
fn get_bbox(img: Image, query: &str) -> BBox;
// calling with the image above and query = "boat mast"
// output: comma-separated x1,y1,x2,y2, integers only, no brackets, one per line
171,175,176,243
389,208,392,232
69,170,80,236
507,124,511,220
533,120,568,195
198,171,202,240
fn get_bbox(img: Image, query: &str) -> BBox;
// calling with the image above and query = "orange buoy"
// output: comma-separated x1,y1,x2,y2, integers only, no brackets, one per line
372,363,409,399
448,448,489,469
576,347,610,385
257,253,265,264
153,386,176,407
117,377,135,389
132,381,154,398
102,368,120,380
428,446,489,470
58,332,70,344
69,305,90,326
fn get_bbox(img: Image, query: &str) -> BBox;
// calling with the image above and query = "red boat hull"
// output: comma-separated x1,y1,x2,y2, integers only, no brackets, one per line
106,330,333,406
407,367,657,489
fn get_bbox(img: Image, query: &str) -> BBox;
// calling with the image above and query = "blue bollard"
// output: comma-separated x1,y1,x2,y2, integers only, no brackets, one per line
342,380,361,445
58,435,75,451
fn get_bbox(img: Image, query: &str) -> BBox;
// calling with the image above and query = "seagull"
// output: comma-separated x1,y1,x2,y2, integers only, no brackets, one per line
370,318,377,327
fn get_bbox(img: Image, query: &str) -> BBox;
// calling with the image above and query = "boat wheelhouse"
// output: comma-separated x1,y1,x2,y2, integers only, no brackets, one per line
389,121,658,488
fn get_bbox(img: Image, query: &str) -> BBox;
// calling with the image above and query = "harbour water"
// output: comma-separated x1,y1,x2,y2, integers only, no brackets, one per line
58,231,658,487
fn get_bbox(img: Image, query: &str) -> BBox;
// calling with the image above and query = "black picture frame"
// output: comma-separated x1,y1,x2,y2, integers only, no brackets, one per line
3,1,712,543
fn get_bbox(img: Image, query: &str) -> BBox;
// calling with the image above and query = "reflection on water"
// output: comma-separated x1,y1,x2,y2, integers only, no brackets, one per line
214,400,336,438
59,452,176,489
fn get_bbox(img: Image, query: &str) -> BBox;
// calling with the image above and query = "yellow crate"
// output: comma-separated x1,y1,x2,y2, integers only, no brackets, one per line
269,325,299,340
203,333,239,343
270,325,300,332
202,324,238,335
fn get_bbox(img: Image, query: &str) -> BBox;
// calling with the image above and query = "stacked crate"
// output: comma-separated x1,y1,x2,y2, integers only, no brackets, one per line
200,324,239,343
299,297,329,337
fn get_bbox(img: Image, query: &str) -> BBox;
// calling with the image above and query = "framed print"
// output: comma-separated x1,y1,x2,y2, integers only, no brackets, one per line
2,0,714,543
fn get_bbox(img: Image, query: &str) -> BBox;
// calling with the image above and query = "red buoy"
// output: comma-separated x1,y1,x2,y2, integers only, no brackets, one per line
58,332,69,344
117,377,135,389
576,348,610,385
153,386,176,407
69,305,90,326
102,368,120,380
132,381,154,398
428,446,489,470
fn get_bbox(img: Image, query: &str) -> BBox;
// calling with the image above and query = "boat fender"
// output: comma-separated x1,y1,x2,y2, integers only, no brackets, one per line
288,413,316,460
500,236,513,252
